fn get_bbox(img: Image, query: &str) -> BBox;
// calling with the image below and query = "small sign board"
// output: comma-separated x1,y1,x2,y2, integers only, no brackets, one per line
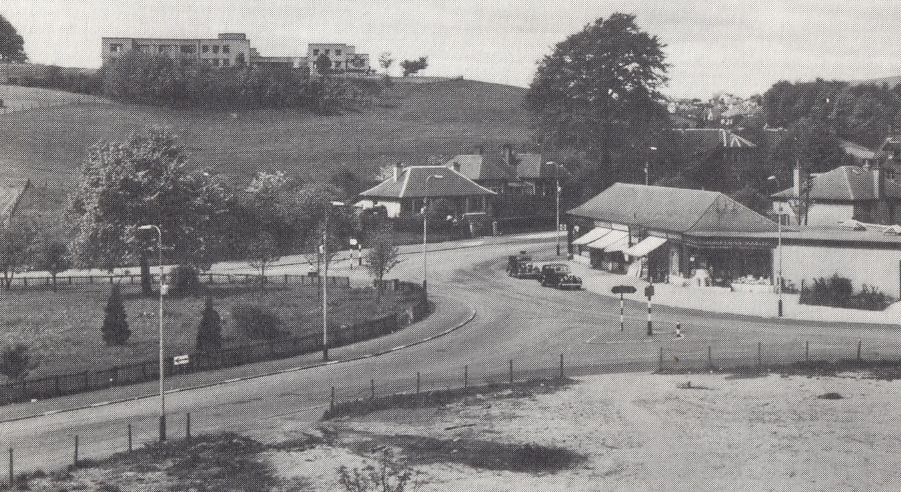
611,285,637,295
644,284,655,298
559,224,568,231
349,238,358,246
173,355,190,366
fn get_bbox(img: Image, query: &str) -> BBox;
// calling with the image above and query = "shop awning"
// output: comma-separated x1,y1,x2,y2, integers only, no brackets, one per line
603,237,631,253
587,229,628,250
572,227,612,246
623,236,668,257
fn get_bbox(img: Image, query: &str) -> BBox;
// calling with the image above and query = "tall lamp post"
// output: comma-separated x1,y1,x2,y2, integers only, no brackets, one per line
137,224,166,441
644,146,658,186
550,161,562,256
321,201,346,362
767,175,784,317
422,174,444,295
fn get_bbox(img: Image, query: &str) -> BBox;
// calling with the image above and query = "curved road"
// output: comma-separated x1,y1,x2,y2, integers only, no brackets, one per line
3,236,901,473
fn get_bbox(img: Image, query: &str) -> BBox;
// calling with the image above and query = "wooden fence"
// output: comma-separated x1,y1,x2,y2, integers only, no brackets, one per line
0,281,427,406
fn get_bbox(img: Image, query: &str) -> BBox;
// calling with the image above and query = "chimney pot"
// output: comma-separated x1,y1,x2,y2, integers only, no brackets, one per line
393,162,403,182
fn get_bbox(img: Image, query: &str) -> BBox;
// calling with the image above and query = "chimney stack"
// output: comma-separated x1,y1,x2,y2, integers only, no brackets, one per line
393,162,403,182
502,144,515,166
874,164,884,200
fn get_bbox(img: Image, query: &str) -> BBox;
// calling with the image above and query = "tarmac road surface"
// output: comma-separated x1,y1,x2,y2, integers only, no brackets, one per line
3,235,901,474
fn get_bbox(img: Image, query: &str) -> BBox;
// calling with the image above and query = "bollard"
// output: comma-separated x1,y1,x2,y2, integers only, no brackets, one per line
464,365,468,389
757,342,763,368
416,372,421,395
857,339,862,361
805,341,810,363
370,379,375,400
186,413,191,439
330,386,335,413
559,353,564,379
619,293,624,331
73,435,79,466
128,424,132,452
659,346,664,371
8,448,12,489
509,359,513,385
708,345,713,368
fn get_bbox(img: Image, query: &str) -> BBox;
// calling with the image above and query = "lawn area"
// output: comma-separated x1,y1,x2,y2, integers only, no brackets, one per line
0,282,418,380
0,79,533,187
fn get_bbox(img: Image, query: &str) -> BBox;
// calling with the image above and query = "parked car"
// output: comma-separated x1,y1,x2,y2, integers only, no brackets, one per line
539,263,582,290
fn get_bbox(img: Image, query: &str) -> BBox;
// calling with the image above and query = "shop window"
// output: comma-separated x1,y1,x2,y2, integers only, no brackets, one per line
109,43,122,53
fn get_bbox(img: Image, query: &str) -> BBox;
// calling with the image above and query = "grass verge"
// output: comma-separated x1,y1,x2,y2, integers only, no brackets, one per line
658,358,901,381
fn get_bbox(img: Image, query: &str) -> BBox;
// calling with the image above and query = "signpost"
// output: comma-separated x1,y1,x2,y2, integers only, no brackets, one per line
173,355,190,366
644,284,655,336
611,285,637,332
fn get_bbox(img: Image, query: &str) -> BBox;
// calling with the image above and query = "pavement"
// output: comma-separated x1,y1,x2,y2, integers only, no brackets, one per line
568,259,901,326
5,233,901,475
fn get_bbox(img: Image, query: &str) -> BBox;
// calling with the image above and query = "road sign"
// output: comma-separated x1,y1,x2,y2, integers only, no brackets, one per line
173,355,190,366
644,284,655,299
611,285,637,295
349,238,358,246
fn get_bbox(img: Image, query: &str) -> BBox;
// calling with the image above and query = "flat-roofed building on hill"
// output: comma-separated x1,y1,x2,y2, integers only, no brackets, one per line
307,43,371,74
102,33,251,68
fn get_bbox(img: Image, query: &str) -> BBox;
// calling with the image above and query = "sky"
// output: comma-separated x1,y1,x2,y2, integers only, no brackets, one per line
3,0,901,99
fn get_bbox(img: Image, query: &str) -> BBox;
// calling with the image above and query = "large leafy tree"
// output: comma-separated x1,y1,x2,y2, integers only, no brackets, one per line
526,13,669,192
66,127,230,295
0,15,27,64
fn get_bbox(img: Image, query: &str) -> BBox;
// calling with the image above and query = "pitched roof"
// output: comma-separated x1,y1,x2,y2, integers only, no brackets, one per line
839,139,875,161
675,128,758,148
772,166,901,201
874,136,901,160
445,154,513,181
568,183,778,234
359,166,496,199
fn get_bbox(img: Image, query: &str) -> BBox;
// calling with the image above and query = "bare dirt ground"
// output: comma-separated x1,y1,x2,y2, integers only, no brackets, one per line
271,372,901,491
12,372,901,491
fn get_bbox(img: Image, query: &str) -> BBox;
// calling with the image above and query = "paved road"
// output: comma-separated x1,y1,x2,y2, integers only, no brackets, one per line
4,236,901,474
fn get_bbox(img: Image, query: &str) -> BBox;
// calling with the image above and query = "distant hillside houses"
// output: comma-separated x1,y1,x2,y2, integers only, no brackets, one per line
101,33,372,75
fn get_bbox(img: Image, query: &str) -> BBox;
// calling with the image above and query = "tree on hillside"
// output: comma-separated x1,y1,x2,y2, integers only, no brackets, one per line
364,223,401,305
0,218,37,290
378,52,394,72
66,127,231,296
0,15,27,63
0,345,32,381
526,13,669,194
314,54,332,77
400,57,428,77
34,234,70,291
247,232,280,290
101,284,131,346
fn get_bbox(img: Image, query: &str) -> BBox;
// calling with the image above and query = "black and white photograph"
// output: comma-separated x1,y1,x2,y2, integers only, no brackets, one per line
0,1,900,490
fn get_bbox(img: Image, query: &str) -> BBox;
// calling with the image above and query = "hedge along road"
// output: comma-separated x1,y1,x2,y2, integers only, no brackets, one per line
5,235,901,474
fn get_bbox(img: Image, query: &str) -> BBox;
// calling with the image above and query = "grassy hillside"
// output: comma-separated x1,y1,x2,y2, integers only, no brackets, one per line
0,79,533,191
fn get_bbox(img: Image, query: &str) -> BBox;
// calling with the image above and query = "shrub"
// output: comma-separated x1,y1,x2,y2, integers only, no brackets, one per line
231,305,287,340
101,284,131,345
800,275,894,311
168,265,202,297
196,297,223,352
0,344,31,380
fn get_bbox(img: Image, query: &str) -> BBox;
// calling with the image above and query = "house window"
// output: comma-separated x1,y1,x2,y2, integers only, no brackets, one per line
313,49,320,55
158,45,171,54
202,45,209,53
136,45,150,53
212,59,220,67
222,58,230,67
334,61,342,69
181,45,195,54
466,196,485,213
109,43,123,53
212,45,220,54
325,49,330,55
887,169,897,181
223,45,230,54
336,49,342,56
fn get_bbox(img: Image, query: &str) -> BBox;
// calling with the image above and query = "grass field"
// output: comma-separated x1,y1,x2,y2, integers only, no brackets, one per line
0,79,533,189
0,283,417,380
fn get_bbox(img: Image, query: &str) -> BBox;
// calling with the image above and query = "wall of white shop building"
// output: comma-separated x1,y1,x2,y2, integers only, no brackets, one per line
355,199,401,218
773,201,854,227
778,243,901,298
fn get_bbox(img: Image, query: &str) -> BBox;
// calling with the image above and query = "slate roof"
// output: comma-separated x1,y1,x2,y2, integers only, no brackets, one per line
445,154,513,181
675,128,758,148
359,166,496,199
838,139,876,161
568,183,778,234
772,166,901,201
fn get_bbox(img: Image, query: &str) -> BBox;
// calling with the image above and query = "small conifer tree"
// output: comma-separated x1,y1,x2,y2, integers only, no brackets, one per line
101,284,131,346
196,297,223,352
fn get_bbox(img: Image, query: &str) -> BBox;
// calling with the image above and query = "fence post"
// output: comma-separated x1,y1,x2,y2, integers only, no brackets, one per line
73,435,79,466
8,448,12,489
805,341,810,363
186,413,191,439
370,379,375,400
330,386,335,413
464,365,468,389
128,423,132,452
83,370,89,390
658,346,664,371
284,274,289,284
416,372,421,395
708,346,713,368
757,342,763,368
559,353,564,379
509,359,514,385
857,339,862,361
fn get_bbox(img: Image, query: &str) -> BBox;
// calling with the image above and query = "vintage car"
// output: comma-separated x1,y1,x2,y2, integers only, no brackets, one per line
538,263,583,290
507,252,541,279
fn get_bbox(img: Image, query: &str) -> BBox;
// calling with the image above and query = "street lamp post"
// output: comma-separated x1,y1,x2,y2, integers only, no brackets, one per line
644,146,658,186
550,161,562,256
422,174,444,295
321,201,345,362
767,175,784,317
137,224,166,441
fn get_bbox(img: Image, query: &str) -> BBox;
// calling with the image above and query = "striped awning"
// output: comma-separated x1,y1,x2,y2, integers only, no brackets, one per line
587,229,628,250
623,236,668,257
572,227,612,246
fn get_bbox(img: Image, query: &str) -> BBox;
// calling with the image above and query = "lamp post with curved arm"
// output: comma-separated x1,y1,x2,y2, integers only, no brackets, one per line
137,224,166,441
422,174,444,296
767,175,784,317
